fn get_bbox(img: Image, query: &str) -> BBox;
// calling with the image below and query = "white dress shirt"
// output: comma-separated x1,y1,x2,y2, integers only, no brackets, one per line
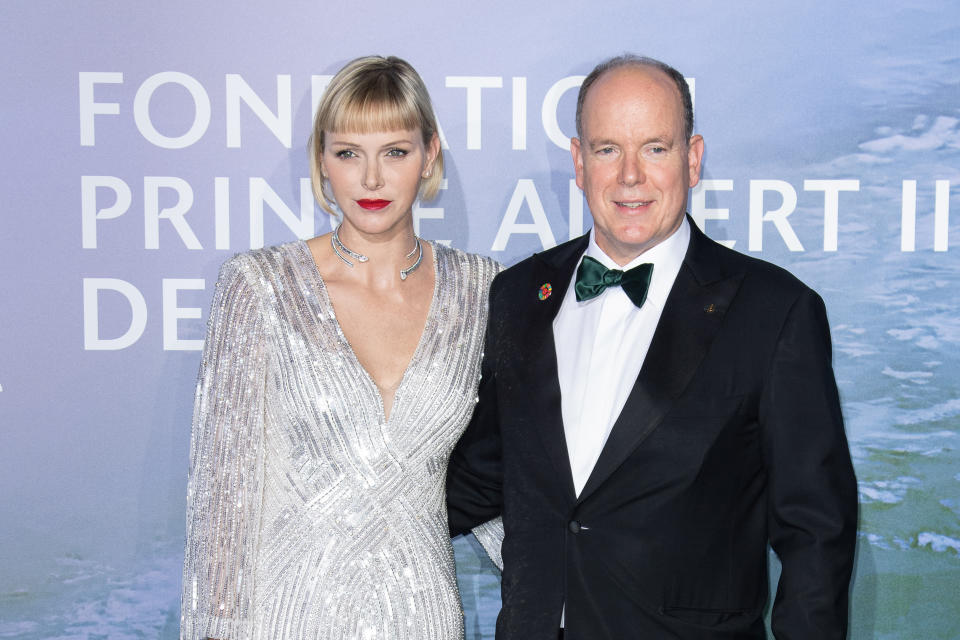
553,218,690,496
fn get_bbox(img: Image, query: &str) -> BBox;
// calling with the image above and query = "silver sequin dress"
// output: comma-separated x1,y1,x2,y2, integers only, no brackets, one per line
181,240,501,640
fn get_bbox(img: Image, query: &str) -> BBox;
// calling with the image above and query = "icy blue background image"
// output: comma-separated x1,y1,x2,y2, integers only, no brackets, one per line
1,1,957,638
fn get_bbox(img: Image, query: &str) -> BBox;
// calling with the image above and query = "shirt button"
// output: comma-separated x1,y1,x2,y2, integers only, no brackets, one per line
568,520,582,534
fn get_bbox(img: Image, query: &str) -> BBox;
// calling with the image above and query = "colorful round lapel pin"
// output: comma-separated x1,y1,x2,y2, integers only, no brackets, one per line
538,283,553,301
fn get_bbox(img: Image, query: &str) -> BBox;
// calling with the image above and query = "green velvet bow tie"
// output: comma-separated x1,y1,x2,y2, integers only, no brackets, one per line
574,255,654,308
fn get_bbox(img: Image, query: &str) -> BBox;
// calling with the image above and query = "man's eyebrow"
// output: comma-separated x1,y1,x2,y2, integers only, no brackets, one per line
644,135,671,145
587,138,618,149
587,135,673,149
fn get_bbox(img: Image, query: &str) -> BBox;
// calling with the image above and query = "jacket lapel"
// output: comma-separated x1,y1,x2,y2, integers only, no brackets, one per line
576,222,743,503
515,235,589,501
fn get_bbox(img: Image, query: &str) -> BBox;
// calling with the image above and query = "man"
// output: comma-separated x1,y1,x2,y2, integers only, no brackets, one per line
447,54,858,639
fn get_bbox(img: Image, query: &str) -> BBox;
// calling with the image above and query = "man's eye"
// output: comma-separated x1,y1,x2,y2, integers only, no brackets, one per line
650,146,666,154
335,149,357,159
386,148,409,157
597,146,615,155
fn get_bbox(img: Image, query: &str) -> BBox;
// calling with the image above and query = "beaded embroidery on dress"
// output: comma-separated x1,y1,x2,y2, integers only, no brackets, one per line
181,240,501,640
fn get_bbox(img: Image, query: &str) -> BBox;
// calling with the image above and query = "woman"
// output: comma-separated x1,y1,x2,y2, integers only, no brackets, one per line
181,56,500,640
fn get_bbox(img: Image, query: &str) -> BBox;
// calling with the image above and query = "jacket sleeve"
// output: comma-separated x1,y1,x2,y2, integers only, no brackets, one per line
180,255,268,640
447,280,505,537
760,288,858,639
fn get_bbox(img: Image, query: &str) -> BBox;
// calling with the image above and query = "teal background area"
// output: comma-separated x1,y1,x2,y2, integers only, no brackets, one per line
1,1,958,637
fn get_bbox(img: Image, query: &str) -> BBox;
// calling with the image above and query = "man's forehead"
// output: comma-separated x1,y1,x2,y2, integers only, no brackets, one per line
599,62,672,84
580,67,684,138
586,65,678,108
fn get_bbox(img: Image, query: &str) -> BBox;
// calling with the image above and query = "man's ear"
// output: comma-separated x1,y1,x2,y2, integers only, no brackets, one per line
687,134,704,188
571,137,585,190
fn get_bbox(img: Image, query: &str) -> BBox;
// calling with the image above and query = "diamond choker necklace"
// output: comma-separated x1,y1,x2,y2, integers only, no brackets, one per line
331,224,423,281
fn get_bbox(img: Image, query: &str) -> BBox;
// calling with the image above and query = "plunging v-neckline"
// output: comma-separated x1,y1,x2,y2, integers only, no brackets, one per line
299,240,440,424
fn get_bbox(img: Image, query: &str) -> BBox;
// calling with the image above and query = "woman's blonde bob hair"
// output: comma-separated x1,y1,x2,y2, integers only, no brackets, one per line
309,56,444,214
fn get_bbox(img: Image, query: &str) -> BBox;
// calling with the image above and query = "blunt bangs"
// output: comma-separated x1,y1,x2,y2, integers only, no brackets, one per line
324,87,422,136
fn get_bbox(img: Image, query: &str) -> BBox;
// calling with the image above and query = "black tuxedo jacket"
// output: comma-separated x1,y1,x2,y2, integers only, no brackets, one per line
447,221,858,639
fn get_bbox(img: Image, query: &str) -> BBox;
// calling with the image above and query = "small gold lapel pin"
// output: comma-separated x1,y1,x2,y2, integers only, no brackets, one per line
704,303,718,314
538,283,553,301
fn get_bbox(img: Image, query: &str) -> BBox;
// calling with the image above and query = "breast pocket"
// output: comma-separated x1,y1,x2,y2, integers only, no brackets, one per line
660,603,760,631
648,394,759,483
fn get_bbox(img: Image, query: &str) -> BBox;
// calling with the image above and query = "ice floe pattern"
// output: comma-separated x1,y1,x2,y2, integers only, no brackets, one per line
809,91,960,640
0,539,491,640
0,546,182,639
917,533,960,555
859,116,960,155
1,3,958,640
720,7,960,637
858,476,923,505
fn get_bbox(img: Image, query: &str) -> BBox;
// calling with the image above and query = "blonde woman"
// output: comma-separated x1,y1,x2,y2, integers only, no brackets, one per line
181,56,499,640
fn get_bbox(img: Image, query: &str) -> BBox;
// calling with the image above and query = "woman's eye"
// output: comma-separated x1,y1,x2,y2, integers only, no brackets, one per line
335,149,357,159
386,148,409,157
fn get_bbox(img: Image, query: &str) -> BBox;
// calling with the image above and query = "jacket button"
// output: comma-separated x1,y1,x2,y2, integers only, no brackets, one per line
568,520,581,534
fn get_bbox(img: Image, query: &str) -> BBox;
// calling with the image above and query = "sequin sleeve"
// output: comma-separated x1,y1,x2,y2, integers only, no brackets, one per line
181,255,268,640
469,258,505,572
471,517,504,571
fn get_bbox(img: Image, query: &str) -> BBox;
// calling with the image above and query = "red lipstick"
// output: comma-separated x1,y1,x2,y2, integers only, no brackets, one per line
356,199,391,210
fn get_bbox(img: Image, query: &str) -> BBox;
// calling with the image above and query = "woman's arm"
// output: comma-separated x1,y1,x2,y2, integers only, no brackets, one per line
181,255,268,640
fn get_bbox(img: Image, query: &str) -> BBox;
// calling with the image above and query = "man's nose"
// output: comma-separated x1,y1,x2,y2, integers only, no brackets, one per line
618,153,644,186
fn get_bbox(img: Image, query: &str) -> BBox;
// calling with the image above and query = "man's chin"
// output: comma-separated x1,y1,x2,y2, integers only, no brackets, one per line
595,230,658,264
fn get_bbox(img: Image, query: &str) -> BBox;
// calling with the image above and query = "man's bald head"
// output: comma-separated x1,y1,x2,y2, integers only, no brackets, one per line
575,54,694,142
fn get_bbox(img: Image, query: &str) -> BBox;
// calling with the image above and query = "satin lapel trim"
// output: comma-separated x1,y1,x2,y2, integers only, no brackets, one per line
520,236,588,501
576,257,743,504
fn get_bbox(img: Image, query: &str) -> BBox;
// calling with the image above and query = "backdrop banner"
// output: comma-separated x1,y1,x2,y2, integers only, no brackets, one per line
1,1,958,638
